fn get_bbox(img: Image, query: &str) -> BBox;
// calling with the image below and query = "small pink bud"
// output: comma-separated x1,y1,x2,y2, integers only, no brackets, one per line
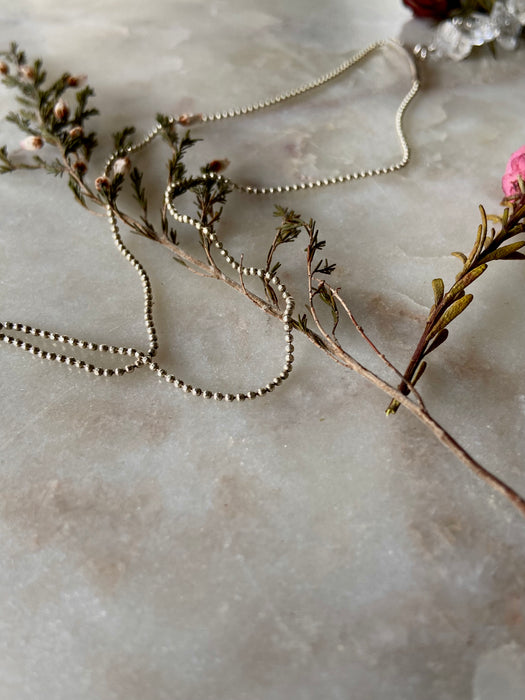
19,64,35,81
20,135,43,151
67,74,87,88
53,98,70,122
95,176,111,191
0,61,8,76
112,157,131,177
208,158,230,173
178,113,203,126
68,126,84,139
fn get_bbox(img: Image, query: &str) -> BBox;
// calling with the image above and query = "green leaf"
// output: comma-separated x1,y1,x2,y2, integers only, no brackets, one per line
432,278,444,305
292,314,309,333
73,86,98,124
130,166,147,212
318,285,339,331
5,111,40,136
112,125,135,152
428,294,473,339
68,176,87,208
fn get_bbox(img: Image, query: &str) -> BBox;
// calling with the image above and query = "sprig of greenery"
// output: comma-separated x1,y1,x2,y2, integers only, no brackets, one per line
386,202,525,414
112,125,135,152
0,41,99,180
269,206,337,324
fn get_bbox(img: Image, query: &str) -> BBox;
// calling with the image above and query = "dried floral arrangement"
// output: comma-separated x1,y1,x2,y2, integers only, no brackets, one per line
1,40,524,520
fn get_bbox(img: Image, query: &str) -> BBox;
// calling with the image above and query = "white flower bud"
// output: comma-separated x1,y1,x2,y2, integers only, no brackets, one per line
19,65,34,81
20,135,43,151
112,157,131,177
53,98,70,121
68,126,84,139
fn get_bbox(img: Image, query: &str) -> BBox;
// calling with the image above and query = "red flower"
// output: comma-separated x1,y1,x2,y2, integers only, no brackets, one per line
402,0,461,20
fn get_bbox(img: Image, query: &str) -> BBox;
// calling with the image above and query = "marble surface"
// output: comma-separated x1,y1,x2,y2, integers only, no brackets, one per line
1,1,525,699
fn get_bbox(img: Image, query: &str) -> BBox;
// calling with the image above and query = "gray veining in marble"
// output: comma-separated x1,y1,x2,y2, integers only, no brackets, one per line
1,1,525,699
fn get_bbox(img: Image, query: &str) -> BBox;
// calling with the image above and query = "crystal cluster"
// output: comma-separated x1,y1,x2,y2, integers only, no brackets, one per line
427,0,525,60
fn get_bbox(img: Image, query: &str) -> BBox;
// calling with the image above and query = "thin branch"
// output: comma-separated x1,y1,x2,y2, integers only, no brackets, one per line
324,282,426,411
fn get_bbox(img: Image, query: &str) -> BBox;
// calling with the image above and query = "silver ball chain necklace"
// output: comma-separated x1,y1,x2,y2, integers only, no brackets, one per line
0,39,420,402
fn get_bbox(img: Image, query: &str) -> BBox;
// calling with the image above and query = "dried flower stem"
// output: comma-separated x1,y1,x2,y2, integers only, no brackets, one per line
2,44,525,520
387,203,525,414
302,284,525,520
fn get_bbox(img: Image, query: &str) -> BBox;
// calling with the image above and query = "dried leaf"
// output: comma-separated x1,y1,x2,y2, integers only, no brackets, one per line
424,328,449,357
411,360,427,386
385,399,400,416
428,294,473,339
481,240,525,262
447,264,486,298
465,224,484,268
432,278,444,306
451,251,467,264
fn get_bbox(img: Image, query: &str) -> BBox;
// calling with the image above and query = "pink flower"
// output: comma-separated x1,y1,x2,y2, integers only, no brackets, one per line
502,145,525,197
20,135,43,151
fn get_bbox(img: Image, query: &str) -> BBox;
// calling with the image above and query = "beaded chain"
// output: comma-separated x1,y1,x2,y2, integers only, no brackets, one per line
1,39,420,401
106,39,420,193
0,210,295,402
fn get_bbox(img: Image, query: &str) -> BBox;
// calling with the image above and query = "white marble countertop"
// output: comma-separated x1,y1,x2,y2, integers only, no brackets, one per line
1,1,525,699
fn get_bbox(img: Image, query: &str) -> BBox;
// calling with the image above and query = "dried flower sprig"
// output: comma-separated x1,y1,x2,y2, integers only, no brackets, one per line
386,201,525,414
0,41,98,204
2,45,525,520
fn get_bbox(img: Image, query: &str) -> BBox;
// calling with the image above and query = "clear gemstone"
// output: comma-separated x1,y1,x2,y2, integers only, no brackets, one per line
506,0,525,24
462,13,497,46
432,20,473,61
491,0,522,50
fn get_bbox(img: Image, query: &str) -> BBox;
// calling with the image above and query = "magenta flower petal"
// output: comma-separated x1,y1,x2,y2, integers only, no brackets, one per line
502,145,525,196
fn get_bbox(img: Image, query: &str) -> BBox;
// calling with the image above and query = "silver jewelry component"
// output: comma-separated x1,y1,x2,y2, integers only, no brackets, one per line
104,39,420,190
